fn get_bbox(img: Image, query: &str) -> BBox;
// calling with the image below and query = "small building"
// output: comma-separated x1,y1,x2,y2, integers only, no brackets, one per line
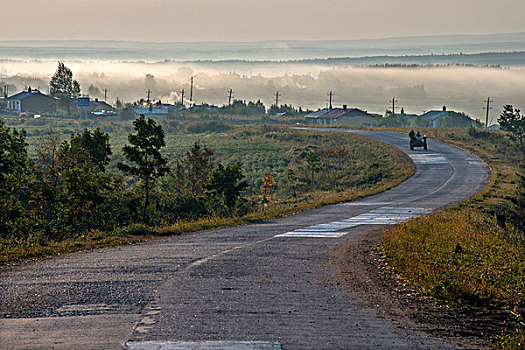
305,108,330,124
6,88,56,114
189,103,220,112
133,107,169,117
390,112,419,118
153,100,183,112
88,98,117,117
305,105,378,126
418,107,449,127
419,106,481,128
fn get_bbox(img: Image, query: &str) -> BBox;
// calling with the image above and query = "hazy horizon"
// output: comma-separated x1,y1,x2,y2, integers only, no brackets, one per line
2,32,525,62
2,25,525,123
3,0,525,42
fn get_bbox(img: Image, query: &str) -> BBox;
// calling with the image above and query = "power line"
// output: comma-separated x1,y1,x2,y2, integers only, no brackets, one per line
189,76,194,106
328,91,334,109
390,97,398,114
483,97,494,129
228,89,234,105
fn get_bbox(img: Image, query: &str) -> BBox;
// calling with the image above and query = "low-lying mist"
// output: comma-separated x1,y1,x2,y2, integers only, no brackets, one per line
1,59,524,121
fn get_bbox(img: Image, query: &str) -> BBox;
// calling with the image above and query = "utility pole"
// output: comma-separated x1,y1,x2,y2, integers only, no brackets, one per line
390,97,398,115
180,88,185,105
484,97,493,129
228,89,234,105
275,91,280,107
104,88,108,103
189,76,194,106
3,84,8,99
146,89,151,104
328,91,334,109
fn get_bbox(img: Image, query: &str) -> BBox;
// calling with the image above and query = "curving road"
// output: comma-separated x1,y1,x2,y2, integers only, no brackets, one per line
0,129,490,350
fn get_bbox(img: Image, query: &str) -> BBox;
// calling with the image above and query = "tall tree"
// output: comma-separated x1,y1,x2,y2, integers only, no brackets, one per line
186,142,216,196
118,115,169,224
499,104,525,147
58,129,113,226
49,61,81,115
205,162,247,216
87,84,102,98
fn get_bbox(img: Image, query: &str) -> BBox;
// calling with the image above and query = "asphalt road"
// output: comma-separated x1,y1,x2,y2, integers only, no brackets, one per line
0,129,491,350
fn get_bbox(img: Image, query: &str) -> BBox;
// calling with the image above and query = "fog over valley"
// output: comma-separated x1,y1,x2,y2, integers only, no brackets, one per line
2,59,524,121
2,34,525,119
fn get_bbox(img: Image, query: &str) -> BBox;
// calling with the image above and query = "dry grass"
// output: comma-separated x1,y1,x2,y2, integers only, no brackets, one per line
383,210,524,309
379,127,525,348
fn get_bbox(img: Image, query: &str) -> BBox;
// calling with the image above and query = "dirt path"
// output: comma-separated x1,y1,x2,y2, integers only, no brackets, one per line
330,227,493,349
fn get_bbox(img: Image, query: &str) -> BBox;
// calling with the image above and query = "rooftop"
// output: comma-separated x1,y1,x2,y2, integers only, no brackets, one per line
8,90,55,101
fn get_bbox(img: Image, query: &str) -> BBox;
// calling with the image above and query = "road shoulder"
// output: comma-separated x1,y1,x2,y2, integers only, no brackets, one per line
329,227,490,349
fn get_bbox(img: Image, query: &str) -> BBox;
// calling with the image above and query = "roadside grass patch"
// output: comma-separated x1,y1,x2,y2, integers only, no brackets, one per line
378,127,525,348
383,209,524,309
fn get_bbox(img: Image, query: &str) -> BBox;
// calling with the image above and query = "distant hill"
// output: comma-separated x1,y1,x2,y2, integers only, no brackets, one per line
191,51,525,68
1,32,525,62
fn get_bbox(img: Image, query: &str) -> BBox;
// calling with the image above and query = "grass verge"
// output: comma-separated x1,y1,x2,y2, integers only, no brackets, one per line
380,128,525,349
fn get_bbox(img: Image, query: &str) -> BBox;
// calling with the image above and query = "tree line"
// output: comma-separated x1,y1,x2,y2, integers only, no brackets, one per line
0,115,250,241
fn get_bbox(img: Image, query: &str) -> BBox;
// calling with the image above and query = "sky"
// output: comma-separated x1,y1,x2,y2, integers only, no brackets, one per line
3,0,525,42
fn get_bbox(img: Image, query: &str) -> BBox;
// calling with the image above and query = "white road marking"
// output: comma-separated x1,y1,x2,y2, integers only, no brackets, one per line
277,231,349,238
409,154,448,164
126,340,282,350
338,202,394,206
276,207,430,238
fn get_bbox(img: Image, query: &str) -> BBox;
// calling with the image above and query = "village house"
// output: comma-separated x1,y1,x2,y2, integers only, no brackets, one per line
305,105,378,126
88,98,117,117
6,88,56,114
133,106,169,117
153,100,183,112
419,106,481,128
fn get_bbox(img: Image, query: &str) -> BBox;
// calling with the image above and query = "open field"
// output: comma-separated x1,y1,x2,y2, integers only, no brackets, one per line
0,116,414,265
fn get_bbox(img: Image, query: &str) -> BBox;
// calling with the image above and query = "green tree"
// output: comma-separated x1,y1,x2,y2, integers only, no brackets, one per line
306,151,321,182
285,168,299,198
58,129,113,229
498,104,525,147
205,162,248,216
118,106,136,120
267,103,297,116
115,97,123,109
186,142,216,196
118,115,169,224
87,84,101,98
222,99,266,116
60,128,112,172
0,121,33,237
49,61,81,115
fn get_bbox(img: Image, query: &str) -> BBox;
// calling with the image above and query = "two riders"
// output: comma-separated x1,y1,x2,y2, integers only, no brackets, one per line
408,130,427,150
